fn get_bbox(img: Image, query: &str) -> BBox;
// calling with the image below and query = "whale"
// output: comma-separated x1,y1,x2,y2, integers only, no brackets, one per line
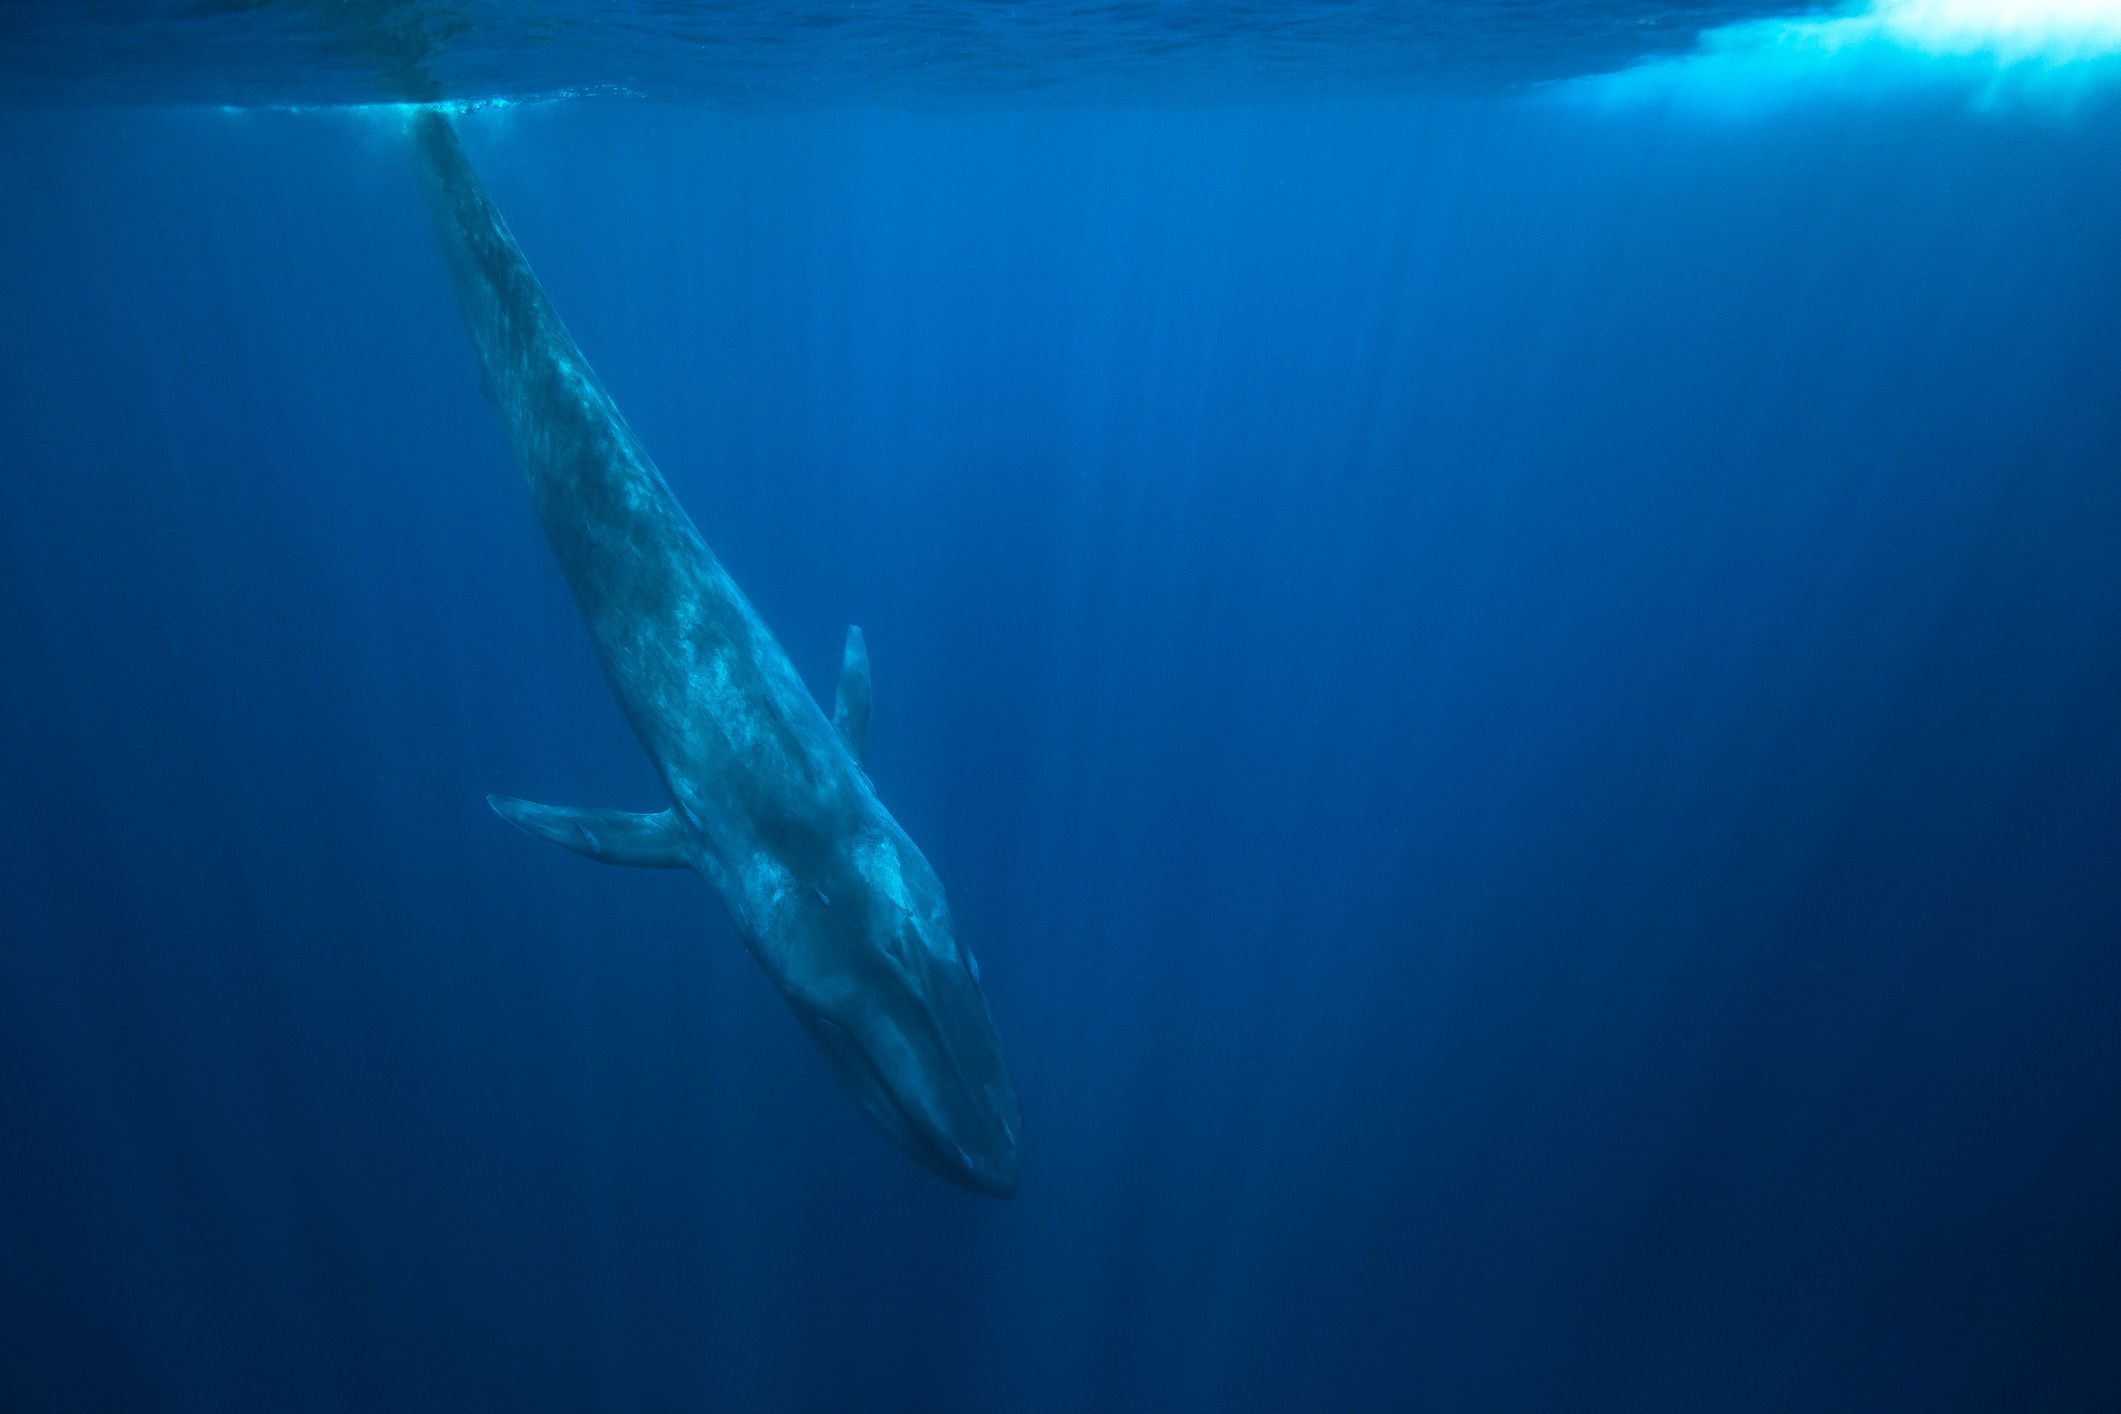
411,110,1023,1198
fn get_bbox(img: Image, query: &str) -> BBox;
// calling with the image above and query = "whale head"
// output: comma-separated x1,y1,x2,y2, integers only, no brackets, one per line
776,821,1024,1199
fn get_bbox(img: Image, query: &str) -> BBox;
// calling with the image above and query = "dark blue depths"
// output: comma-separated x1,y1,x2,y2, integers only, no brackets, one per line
1,94,2117,1412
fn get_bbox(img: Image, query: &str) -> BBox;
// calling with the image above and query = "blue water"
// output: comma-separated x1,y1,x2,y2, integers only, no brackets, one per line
3,6,2120,1412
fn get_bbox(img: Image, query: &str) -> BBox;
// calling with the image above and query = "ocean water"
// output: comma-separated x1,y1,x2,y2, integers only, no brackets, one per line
2,4,2119,1412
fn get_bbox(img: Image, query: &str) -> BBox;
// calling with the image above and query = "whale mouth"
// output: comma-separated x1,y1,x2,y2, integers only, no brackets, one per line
803,1011,1015,1197
797,1013,1005,1204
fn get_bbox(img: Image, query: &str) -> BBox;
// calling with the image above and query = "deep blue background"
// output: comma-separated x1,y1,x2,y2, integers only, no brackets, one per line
2,91,2119,1411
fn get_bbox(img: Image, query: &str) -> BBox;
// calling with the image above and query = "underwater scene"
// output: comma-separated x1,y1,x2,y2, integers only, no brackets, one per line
1,2,2117,1410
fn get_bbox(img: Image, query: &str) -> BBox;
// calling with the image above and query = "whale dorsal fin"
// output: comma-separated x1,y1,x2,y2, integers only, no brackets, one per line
833,624,872,763
487,795,690,868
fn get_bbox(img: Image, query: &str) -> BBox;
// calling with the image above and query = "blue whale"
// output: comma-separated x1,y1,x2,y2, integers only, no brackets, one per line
412,111,1023,1197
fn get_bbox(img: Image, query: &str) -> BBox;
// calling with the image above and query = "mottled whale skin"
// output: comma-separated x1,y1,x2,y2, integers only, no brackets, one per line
412,111,1022,1197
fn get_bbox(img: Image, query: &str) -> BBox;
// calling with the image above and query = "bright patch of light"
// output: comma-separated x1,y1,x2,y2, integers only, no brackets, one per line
1874,0,2121,62
209,88,632,118
1563,0,2121,115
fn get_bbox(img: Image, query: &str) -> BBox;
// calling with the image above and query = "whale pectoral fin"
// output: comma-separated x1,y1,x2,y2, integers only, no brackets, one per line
833,623,872,763
487,796,690,869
